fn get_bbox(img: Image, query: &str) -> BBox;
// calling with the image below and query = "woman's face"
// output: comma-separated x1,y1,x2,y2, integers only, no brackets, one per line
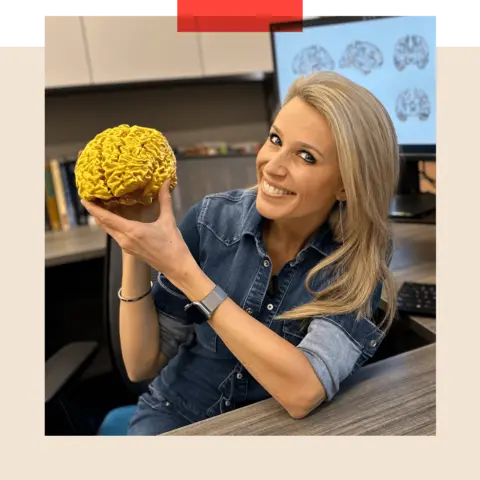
256,97,343,226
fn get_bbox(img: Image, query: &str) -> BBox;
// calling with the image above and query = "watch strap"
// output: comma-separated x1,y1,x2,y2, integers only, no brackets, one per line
184,285,228,323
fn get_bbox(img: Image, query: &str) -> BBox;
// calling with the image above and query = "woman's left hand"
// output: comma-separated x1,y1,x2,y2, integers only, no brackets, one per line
81,180,195,285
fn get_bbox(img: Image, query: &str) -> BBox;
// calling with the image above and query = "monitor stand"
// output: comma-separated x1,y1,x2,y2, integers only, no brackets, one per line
389,158,436,219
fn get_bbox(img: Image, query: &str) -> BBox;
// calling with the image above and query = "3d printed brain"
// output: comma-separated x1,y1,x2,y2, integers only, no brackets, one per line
339,41,384,74
291,45,335,75
394,35,429,71
396,88,431,122
75,124,177,207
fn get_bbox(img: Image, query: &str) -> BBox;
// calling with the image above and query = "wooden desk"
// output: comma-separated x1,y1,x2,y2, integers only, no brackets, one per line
165,222,436,436
45,225,106,267
166,344,435,436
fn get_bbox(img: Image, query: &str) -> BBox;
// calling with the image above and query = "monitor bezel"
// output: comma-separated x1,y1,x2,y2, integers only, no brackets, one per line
269,16,436,160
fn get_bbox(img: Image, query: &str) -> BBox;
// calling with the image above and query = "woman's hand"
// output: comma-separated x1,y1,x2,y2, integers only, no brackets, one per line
81,181,195,285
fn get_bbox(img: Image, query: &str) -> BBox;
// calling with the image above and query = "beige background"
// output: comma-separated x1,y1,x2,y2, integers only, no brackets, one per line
1,46,479,477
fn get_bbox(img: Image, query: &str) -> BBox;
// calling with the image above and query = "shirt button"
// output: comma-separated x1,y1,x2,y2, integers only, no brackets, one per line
246,308,253,314
165,401,170,407
236,372,243,380
370,339,377,347
224,400,231,407
264,259,270,267
267,303,274,311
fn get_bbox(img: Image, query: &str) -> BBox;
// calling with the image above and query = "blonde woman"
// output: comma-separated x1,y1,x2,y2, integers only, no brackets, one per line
83,71,399,436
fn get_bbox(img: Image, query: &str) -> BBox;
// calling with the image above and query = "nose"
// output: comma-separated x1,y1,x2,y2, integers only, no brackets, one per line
263,150,289,178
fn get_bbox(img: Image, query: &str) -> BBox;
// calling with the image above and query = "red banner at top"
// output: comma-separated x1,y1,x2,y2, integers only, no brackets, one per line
177,0,303,32
176,0,305,18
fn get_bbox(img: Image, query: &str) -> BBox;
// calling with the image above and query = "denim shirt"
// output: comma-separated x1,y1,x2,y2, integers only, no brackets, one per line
150,189,385,424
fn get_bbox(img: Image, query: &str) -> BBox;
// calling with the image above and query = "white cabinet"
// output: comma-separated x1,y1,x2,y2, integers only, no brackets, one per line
198,32,274,76
82,16,203,84
45,18,275,88
45,17,92,88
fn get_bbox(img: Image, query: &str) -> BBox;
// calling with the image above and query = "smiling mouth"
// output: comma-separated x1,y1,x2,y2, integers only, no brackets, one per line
261,180,295,196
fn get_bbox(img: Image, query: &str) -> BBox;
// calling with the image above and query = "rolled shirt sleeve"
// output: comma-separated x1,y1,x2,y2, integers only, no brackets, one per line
297,307,385,401
297,318,362,400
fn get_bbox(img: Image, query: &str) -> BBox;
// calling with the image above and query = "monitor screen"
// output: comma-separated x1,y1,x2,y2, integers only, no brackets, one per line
271,16,436,151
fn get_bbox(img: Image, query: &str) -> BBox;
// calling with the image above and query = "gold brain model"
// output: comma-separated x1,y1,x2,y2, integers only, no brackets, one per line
75,124,177,207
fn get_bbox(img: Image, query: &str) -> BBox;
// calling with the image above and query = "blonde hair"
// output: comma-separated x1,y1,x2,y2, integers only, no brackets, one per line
254,71,400,330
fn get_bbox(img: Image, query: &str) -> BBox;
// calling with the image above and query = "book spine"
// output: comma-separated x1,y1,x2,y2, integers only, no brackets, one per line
44,163,61,230
49,158,70,231
65,159,88,225
60,160,78,228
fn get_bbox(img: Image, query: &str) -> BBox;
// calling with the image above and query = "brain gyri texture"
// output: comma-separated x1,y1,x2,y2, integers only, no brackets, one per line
75,124,178,207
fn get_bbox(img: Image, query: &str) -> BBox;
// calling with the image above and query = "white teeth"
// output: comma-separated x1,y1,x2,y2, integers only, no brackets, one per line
262,180,293,196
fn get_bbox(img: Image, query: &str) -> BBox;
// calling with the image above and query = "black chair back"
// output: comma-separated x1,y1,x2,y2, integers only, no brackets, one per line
103,234,156,396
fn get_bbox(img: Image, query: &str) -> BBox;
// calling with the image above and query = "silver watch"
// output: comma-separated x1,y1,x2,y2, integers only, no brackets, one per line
184,284,228,323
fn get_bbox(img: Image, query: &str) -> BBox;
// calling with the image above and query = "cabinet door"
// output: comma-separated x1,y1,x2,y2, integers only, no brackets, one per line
45,17,92,88
83,16,203,84
199,32,273,76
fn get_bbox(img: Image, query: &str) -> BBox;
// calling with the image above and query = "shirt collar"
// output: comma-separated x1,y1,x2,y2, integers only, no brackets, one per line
241,191,339,259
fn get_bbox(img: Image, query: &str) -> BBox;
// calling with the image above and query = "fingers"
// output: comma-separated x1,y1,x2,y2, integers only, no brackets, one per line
81,199,132,233
157,179,175,223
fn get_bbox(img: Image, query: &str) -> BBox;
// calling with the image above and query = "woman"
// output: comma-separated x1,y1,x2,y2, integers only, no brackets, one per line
83,71,399,436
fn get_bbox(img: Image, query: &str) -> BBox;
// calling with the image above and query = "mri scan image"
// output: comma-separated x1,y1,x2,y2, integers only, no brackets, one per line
291,45,335,74
394,35,429,71
339,41,384,75
396,88,431,121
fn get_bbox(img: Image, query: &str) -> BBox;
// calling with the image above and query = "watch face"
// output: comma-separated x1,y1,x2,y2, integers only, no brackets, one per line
185,303,209,324
196,302,212,318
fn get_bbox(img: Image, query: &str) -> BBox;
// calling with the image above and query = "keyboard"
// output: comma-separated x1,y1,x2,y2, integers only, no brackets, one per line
397,282,436,317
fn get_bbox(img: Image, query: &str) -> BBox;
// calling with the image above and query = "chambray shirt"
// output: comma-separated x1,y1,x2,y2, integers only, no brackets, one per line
150,189,385,423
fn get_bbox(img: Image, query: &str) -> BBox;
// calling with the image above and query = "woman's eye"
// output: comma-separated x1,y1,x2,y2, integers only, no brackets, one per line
299,151,316,164
269,133,281,145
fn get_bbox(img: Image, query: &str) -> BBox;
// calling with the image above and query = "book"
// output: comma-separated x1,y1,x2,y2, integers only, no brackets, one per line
45,162,61,230
60,160,78,228
49,158,70,231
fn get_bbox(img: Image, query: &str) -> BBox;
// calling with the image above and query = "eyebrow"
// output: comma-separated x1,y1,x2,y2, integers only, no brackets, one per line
271,124,325,159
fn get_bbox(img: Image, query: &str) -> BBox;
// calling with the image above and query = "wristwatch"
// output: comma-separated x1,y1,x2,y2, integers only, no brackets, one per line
184,284,228,324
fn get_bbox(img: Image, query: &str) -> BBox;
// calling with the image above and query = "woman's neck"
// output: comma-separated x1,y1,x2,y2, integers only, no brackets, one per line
263,217,323,264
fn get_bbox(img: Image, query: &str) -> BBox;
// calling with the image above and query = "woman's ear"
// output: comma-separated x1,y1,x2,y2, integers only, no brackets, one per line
336,187,347,202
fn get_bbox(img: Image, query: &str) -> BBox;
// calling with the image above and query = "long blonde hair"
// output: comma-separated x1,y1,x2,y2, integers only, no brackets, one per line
255,72,400,329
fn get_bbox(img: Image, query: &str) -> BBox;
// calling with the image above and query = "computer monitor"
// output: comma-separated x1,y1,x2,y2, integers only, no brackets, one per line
270,16,436,162
270,16,436,217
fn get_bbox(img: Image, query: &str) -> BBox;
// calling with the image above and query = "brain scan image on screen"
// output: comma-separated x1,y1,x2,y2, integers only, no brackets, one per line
291,45,335,74
339,41,384,74
394,35,429,71
396,88,431,122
